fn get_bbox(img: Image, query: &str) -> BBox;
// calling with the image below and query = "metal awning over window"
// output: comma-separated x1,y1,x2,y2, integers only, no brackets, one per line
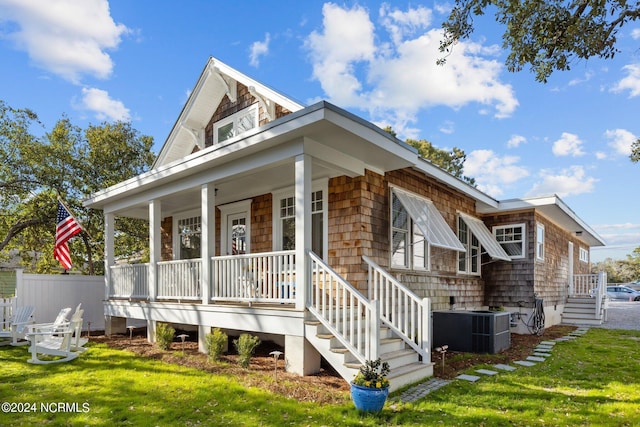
393,188,466,252
458,212,511,261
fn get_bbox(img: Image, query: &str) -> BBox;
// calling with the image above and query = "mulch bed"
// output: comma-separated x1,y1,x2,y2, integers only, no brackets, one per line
88,324,576,403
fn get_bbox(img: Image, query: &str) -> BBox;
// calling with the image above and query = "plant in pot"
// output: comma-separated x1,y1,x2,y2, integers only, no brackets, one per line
350,358,390,413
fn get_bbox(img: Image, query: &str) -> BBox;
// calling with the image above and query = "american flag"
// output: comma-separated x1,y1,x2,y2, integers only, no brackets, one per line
54,201,82,270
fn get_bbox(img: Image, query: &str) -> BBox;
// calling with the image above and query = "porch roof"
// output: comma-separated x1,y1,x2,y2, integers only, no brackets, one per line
84,102,501,218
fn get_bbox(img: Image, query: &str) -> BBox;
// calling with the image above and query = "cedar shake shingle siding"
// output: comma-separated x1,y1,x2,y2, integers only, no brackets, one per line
324,168,485,310
204,82,293,148
482,211,593,309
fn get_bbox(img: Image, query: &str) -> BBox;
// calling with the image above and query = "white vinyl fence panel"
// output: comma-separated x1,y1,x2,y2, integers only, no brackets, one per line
16,270,104,332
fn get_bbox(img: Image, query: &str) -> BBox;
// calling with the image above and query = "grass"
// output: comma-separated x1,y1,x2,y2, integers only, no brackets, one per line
1,328,639,426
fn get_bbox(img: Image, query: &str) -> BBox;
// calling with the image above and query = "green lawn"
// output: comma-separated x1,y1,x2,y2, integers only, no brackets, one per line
1,328,639,426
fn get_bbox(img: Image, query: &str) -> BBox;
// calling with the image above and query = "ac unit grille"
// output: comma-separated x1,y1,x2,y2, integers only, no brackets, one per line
433,310,511,354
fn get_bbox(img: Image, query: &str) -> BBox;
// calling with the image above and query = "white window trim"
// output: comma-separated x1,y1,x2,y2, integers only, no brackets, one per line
219,199,252,255
579,247,589,263
390,190,431,271
172,209,201,260
457,215,481,276
536,224,545,261
492,223,527,260
213,104,258,145
271,179,328,260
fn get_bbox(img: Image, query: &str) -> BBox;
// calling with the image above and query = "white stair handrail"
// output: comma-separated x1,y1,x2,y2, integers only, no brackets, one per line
363,255,430,363
307,251,379,364
595,271,607,320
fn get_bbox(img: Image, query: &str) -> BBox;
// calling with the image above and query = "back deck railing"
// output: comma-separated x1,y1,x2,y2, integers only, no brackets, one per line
570,271,608,320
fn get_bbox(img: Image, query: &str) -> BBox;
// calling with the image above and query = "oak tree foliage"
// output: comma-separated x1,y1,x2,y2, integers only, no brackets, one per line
0,100,155,274
439,0,640,83
384,126,476,185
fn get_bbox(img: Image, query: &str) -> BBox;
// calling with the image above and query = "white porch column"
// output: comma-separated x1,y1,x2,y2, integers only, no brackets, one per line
149,199,161,302
295,154,311,311
104,212,115,301
201,183,216,305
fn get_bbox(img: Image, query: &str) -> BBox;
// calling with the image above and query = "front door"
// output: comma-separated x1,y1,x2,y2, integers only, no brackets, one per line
219,200,252,256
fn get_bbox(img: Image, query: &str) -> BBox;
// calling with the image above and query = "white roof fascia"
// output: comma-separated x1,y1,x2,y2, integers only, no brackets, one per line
393,187,466,252
318,104,500,210
458,212,511,261
154,56,305,168
482,194,606,247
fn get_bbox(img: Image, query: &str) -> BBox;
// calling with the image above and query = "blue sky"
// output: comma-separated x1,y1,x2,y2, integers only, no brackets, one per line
0,0,638,262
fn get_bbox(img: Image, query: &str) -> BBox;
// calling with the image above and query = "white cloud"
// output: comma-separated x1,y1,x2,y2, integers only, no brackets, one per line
305,3,375,107
463,149,529,197
595,151,607,160
305,3,518,138
632,29,640,39
249,33,271,67
568,71,593,86
79,87,130,121
507,134,526,148
439,120,455,134
526,165,597,197
611,63,640,97
605,128,636,156
552,132,585,157
0,0,129,83
379,3,432,46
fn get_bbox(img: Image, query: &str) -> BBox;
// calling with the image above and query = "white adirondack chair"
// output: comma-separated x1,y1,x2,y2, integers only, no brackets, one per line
0,305,35,346
63,307,88,352
25,306,83,364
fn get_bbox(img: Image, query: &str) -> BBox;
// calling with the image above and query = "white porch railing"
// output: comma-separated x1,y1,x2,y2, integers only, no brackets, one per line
570,272,608,320
157,259,202,301
210,251,295,303
110,263,149,299
308,250,379,364
363,255,430,363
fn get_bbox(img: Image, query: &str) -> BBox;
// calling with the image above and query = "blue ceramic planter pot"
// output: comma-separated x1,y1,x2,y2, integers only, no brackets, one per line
350,383,389,412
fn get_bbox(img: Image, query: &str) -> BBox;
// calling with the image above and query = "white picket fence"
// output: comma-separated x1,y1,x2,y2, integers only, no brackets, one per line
15,270,105,332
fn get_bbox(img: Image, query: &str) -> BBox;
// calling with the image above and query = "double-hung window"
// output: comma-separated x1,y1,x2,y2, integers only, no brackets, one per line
579,247,589,263
391,192,429,270
493,224,526,259
213,105,258,144
458,216,480,275
273,182,327,259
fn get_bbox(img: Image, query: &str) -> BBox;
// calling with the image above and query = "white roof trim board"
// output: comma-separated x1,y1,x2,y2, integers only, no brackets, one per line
393,187,466,252
458,212,511,261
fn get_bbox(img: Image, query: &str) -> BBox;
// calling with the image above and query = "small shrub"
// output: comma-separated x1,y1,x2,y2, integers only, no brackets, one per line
155,323,175,350
205,328,228,362
352,358,390,389
233,333,260,368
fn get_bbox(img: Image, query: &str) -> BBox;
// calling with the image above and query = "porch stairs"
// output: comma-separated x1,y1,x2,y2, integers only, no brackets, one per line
305,252,433,393
561,297,606,326
304,317,433,392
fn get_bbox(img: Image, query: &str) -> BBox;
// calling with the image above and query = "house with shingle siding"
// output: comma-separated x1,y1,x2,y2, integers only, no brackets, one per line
84,57,606,391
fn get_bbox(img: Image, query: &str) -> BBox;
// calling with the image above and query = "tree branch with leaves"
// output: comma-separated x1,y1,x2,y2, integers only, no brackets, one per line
439,0,640,83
